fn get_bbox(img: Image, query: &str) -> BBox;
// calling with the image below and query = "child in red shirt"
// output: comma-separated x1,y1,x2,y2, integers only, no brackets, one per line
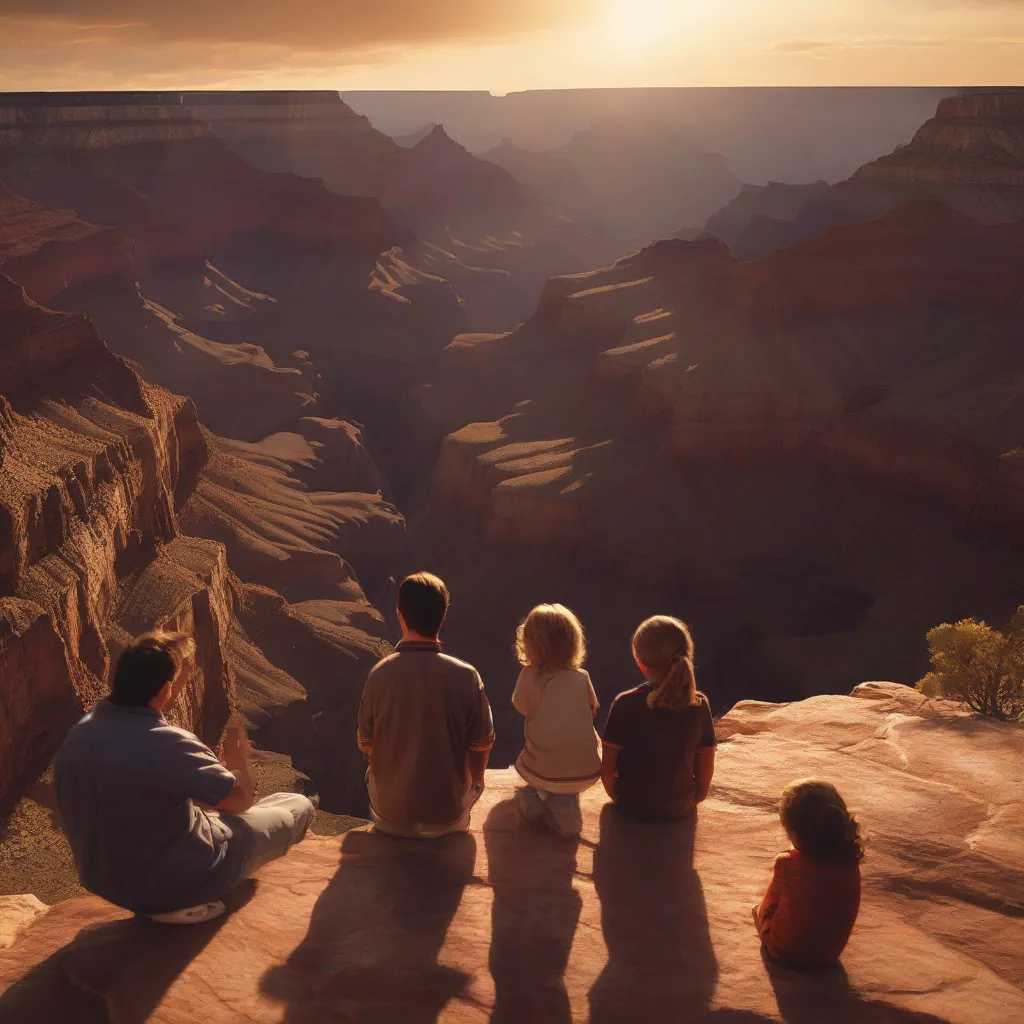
754,779,863,967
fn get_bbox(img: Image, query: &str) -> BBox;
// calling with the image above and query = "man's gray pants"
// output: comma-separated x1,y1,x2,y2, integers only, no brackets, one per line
216,792,316,896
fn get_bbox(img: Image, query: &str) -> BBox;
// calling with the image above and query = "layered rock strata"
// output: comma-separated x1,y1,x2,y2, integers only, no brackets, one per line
0,276,210,808
0,177,318,443
407,199,1024,717
0,276,404,825
746,90,1024,254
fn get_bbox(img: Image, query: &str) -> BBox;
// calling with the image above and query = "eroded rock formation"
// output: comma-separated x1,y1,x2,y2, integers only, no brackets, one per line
741,90,1024,255
1,683,1020,1022
0,275,211,809
184,91,612,331
407,200,1024,739
0,274,404,826
704,180,830,260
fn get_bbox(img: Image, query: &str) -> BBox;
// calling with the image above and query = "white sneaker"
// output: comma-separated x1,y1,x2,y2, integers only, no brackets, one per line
148,901,226,925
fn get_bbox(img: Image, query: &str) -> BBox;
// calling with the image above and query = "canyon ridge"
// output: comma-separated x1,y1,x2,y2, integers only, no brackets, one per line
0,86,1023,1022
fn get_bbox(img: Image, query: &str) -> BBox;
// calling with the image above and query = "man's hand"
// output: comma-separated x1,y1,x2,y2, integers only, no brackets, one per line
222,723,252,772
215,724,257,814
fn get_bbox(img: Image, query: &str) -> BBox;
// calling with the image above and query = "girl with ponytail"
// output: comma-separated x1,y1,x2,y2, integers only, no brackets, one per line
600,616,717,821
754,779,864,966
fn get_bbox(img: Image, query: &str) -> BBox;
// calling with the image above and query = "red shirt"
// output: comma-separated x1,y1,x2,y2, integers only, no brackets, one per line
756,849,861,966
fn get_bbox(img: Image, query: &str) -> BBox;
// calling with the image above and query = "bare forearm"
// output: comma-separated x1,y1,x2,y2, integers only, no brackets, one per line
468,748,490,787
694,747,715,803
601,748,619,800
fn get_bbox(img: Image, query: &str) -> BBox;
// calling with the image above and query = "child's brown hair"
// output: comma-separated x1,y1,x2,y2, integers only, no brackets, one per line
780,779,864,864
515,604,587,673
632,615,700,709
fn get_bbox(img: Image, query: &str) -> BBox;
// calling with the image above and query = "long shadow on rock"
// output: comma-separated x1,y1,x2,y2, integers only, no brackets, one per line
484,797,582,1024
588,805,718,1023
260,828,476,1023
0,882,253,1024
765,954,954,1024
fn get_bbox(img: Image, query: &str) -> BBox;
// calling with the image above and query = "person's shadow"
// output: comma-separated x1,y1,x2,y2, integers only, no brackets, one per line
0,882,254,1024
764,951,954,1024
484,798,582,1023
588,804,719,1023
260,827,476,1023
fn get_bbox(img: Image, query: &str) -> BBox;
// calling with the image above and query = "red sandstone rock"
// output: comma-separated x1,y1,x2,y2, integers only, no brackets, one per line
742,90,1024,255
0,182,136,303
1,684,1020,1022
0,97,398,295
0,277,213,805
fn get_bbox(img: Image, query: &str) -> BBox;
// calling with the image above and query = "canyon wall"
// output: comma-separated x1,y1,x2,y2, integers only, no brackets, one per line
0,275,215,808
728,90,1024,256
406,191,1024,719
0,273,406,818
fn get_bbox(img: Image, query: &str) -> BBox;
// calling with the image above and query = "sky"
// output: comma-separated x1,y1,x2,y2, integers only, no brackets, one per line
0,0,1023,92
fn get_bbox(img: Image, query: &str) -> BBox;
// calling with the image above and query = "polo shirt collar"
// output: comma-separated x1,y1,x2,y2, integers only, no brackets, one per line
95,698,164,721
396,639,443,653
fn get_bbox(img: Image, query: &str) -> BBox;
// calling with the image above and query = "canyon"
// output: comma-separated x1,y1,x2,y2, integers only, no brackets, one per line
718,90,1024,258
1,86,1024,881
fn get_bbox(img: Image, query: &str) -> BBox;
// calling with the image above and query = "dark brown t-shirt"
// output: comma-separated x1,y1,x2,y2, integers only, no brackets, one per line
357,640,494,827
602,684,717,821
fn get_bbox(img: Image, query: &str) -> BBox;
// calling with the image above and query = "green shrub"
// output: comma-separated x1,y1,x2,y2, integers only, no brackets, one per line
917,608,1024,721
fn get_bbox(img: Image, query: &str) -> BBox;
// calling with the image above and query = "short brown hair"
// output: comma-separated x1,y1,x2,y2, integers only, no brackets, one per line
780,779,864,864
515,604,586,672
110,631,195,708
397,572,449,638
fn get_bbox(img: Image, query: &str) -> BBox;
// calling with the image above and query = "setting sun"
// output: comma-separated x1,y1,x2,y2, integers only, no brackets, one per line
601,0,680,51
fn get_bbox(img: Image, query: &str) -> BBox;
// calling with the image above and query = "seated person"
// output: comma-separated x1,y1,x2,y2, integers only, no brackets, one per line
512,603,602,839
754,779,863,966
600,615,716,821
358,572,494,838
55,631,315,925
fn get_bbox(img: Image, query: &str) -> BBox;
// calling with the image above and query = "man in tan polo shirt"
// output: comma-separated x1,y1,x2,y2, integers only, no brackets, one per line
357,572,495,838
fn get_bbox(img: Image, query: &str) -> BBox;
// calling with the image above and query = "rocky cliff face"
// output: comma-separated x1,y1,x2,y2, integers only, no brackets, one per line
744,90,1024,255
479,138,589,206
405,200,1024,734
0,275,212,808
187,92,524,219
0,93,397,297
0,177,319,443
0,183,137,304
2,683,1020,1022
704,180,830,260
184,91,612,334
0,273,407,824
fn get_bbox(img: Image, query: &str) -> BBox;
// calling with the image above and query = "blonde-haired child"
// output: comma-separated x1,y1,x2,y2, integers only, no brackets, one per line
754,779,863,966
512,604,601,838
601,615,717,821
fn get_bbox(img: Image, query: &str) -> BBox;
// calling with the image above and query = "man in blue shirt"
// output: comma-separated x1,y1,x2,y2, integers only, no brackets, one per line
56,631,315,924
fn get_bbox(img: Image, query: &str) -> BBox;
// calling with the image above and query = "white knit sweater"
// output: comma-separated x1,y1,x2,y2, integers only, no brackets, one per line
512,667,602,794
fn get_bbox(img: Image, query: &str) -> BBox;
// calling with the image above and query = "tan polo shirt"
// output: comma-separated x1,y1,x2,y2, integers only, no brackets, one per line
357,640,495,827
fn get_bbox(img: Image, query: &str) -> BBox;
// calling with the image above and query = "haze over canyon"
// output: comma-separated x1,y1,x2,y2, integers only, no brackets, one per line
0,76,1023,1020
1,85,1024,815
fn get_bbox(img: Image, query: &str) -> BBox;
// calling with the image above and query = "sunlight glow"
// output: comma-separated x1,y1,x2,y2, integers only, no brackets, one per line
601,0,680,51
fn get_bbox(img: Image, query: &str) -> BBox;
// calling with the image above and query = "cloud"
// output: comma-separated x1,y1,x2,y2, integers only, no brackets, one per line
772,33,1024,56
773,39,839,54
0,1,594,51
